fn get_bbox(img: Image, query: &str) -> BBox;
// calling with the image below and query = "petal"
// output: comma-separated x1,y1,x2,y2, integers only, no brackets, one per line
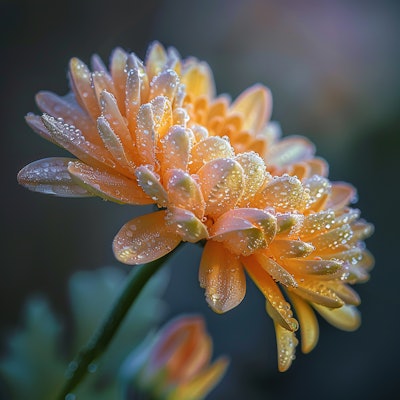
268,239,315,259
165,169,205,219
254,175,309,212
287,291,319,354
17,157,91,197
235,152,269,206
276,213,304,237
135,103,157,167
199,240,246,313
289,281,344,308
68,161,152,204
283,258,344,277
304,175,331,211
313,304,361,331
197,158,244,218
181,60,216,99
166,207,208,243
326,183,357,210
41,113,115,171
25,113,55,144
231,84,272,134
145,41,168,80
135,165,168,207
266,135,315,169
161,126,193,174
113,211,181,265
301,210,336,239
273,323,299,372
125,66,141,133
150,96,173,138
92,71,115,104
149,69,179,101
190,137,234,173
243,256,298,332
110,47,128,114
325,282,361,306
309,224,353,254
69,57,101,119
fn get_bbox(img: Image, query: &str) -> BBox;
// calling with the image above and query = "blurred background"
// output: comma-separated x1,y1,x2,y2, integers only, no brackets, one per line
1,0,399,398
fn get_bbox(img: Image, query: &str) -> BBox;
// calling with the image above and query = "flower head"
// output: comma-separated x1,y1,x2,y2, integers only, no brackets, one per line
122,315,228,400
17,42,374,371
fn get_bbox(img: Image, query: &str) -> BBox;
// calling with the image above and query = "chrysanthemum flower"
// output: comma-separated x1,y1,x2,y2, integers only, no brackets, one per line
17,42,374,371
123,315,228,400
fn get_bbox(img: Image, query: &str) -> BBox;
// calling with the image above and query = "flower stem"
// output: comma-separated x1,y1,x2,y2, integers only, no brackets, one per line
58,247,181,399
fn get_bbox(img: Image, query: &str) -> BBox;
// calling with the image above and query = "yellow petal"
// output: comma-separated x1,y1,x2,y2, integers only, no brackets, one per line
313,304,361,331
150,95,173,139
301,210,336,239
273,323,299,372
68,160,152,204
197,158,244,218
268,239,315,259
199,240,246,313
286,291,319,354
17,157,92,197
304,175,331,212
283,258,344,277
145,41,168,80
231,84,272,133
110,47,128,114
181,60,215,99
113,211,181,264
190,137,234,173
325,282,361,306
310,224,353,254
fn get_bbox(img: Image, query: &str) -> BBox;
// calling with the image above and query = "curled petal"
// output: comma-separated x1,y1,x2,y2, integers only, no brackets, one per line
165,169,205,219
231,84,272,133
276,213,304,237
135,165,168,207
68,161,152,204
199,240,246,313
313,304,361,331
197,158,244,218
166,207,208,243
273,323,299,372
17,157,91,197
190,137,234,173
113,211,181,265
287,291,319,354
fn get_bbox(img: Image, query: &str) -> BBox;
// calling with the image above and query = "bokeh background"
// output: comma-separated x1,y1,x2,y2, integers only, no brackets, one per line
1,0,399,399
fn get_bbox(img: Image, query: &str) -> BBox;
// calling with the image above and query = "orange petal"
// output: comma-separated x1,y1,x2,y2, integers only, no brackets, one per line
304,175,331,212
190,137,234,173
286,291,319,354
17,157,92,197
325,282,361,306
125,65,141,133
283,258,343,277
135,103,157,167
268,239,315,259
110,47,128,114
313,304,361,331
273,322,299,372
69,57,100,120
25,113,56,144
199,240,246,313
309,224,353,254
197,158,244,218
301,210,336,239
165,169,205,219
113,210,181,265
231,84,272,134
92,72,115,105
150,96,173,138
325,182,357,210
289,281,344,308
68,160,152,204
243,256,298,332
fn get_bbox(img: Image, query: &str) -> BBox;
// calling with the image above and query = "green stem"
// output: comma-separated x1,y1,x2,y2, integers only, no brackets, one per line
58,247,180,399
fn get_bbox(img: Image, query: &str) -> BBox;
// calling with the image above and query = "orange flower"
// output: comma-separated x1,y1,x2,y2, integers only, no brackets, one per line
17,42,374,371
123,315,228,400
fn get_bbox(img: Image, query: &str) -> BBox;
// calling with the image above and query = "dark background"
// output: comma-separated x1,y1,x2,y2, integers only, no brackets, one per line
1,0,399,399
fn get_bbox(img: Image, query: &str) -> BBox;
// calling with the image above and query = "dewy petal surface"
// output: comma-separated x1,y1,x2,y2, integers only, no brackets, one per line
199,240,246,313
113,211,181,265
